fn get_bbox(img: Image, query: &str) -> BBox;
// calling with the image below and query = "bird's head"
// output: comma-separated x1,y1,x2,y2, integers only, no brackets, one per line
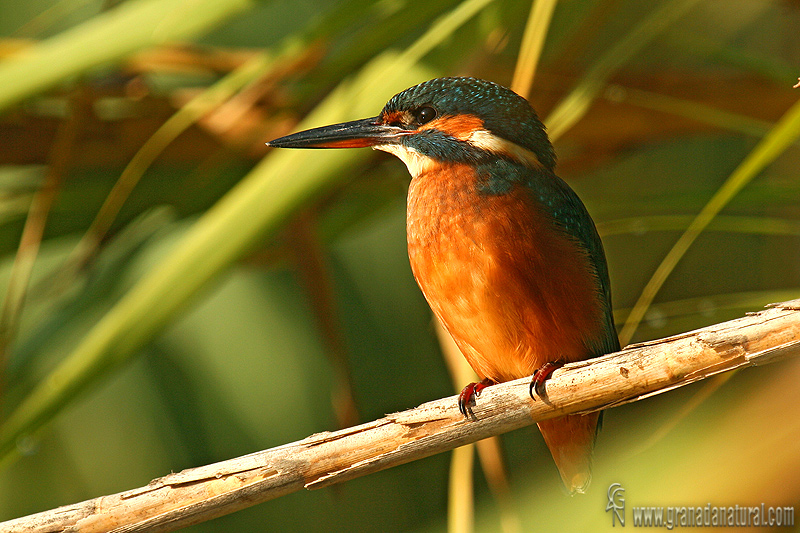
266,77,555,177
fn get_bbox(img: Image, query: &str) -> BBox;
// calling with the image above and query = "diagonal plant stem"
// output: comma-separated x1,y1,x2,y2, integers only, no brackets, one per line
0,95,84,372
511,0,558,99
288,212,360,429
45,50,276,298
13,0,96,38
398,0,495,65
0,0,253,112
605,84,785,140
545,0,703,141
618,95,800,345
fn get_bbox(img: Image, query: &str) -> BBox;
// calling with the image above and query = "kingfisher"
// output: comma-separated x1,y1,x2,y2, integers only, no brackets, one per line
267,77,619,494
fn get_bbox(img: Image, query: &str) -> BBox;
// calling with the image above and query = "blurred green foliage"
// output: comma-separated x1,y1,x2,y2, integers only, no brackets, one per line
0,0,799,531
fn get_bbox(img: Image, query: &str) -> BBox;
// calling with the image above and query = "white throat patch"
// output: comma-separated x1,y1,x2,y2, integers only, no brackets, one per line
374,144,435,178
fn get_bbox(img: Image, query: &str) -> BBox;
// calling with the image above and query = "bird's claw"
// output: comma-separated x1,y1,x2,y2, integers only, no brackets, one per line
529,361,564,399
458,378,494,417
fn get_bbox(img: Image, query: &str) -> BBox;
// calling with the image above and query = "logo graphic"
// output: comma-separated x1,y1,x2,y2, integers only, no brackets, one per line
606,483,626,526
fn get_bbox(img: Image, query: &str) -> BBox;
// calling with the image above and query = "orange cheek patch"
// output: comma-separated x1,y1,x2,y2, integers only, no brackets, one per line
421,114,484,140
382,110,407,125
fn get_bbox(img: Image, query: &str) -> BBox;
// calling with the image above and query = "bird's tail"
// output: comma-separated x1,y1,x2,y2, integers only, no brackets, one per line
537,412,600,494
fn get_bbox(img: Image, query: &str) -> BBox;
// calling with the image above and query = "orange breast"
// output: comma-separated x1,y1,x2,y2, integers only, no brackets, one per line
407,163,606,382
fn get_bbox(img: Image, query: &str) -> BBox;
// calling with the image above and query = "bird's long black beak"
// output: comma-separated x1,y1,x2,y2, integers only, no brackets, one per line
266,116,407,149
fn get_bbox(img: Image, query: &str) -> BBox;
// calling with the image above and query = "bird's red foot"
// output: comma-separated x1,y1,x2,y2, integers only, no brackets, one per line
458,378,495,417
529,361,564,399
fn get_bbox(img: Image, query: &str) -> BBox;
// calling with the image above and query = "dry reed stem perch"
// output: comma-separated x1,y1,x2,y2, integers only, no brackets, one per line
3,299,800,533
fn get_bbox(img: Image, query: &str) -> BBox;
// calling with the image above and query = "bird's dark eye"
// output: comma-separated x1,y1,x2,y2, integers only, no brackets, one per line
414,106,437,125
